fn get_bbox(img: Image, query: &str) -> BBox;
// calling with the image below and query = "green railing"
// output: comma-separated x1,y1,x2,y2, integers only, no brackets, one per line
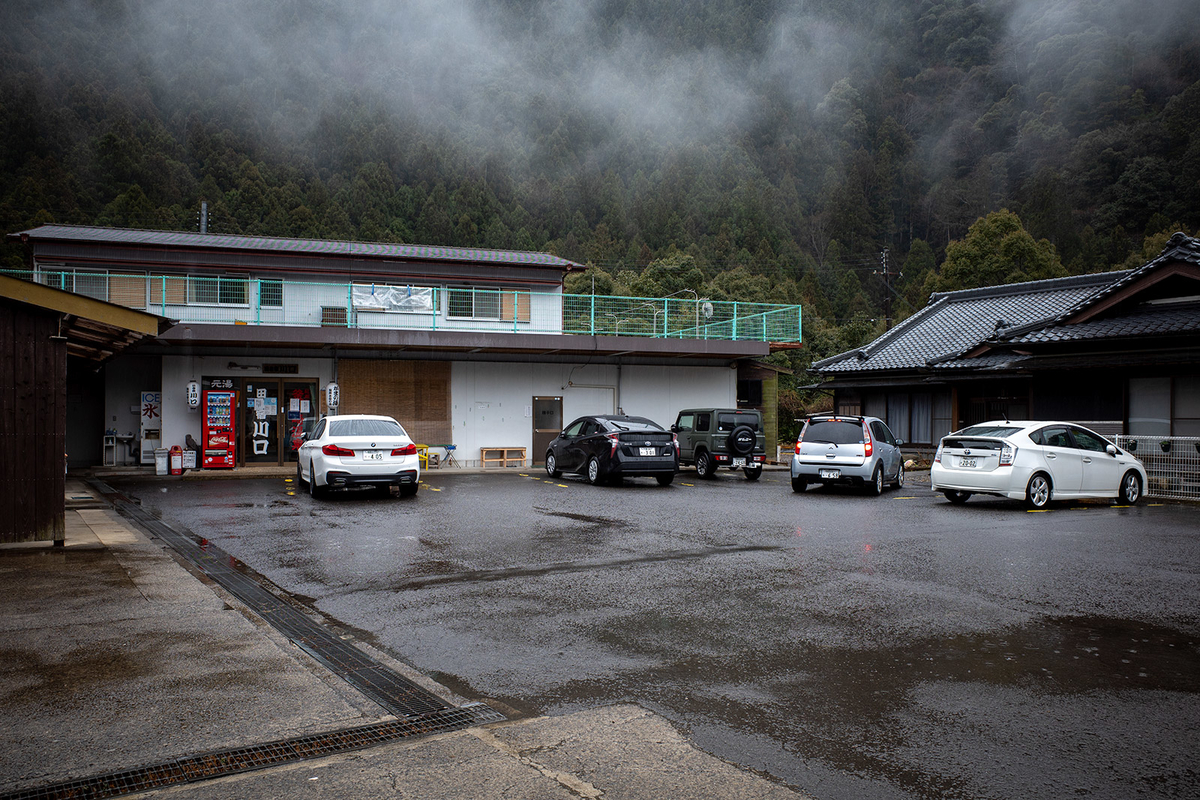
13,269,802,343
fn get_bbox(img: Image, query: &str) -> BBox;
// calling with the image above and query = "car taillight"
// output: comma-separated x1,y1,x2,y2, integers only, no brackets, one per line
673,433,679,456
863,423,873,457
934,444,943,464
392,443,417,456
322,444,354,457
1000,443,1016,466
608,432,619,456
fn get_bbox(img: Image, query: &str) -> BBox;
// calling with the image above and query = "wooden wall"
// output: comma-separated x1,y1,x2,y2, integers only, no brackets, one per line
0,299,66,544
336,360,453,446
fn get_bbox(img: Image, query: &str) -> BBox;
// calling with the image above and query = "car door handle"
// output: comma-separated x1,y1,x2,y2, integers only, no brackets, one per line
1082,457,1092,463
1046,453,1056,459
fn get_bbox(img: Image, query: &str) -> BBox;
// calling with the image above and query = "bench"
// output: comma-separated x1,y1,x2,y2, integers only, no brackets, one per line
480,447,526,468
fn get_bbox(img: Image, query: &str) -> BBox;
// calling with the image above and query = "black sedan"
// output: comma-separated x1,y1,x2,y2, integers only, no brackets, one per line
545,415,678,486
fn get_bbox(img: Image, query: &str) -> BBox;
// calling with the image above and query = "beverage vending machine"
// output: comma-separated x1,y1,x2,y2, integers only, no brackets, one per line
201,390,237,468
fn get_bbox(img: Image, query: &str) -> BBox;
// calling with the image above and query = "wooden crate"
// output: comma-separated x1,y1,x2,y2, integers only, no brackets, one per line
480,447,526,468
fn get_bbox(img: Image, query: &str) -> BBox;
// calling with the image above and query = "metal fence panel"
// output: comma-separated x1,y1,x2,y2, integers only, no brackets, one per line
14,269,803,343
1115,435,1200,501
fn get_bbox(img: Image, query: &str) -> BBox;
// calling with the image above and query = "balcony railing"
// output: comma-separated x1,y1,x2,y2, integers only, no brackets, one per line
15,269,803,343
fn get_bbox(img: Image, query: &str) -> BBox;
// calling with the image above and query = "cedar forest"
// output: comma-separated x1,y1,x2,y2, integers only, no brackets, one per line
2,0,1199,430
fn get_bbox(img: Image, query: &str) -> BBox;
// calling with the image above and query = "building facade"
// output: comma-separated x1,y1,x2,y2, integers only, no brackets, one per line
811,233,1200,448
7,225,802,468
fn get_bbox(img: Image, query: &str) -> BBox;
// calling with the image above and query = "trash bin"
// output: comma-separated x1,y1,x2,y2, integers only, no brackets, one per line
154,448,169,476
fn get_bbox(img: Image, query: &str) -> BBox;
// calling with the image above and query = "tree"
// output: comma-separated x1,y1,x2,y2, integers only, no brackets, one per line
934,210,1065,292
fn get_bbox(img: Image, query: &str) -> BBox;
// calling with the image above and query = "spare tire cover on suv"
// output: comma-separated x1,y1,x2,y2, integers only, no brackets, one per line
728,425,756,456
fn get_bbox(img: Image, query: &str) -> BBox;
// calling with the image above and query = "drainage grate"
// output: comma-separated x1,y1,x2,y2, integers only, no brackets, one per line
1,704,506,800
88,479,455,719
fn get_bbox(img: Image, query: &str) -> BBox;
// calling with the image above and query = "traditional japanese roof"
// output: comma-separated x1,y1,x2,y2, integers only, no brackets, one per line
7,224,583,271
812,272,1124,374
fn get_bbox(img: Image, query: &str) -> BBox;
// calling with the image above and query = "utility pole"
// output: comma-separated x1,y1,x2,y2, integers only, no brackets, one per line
875,248,900,330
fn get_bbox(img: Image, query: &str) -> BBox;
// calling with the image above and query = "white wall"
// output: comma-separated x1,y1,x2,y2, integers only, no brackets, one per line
450,360,736,459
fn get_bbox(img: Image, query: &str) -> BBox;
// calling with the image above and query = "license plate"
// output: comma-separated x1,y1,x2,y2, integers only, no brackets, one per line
732,457,746,467
820,469,839,479
639,447,657,456
959,458,977,468
364,451,384,461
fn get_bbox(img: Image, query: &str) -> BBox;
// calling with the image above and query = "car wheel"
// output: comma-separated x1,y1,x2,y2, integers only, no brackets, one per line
894,462,905,489
309,463,325,498
1118,471,1142,505
868,464,884,496
944,490,971,504
586,456,602,485
791,476,807,493
696,450,715,479
398,483,418,498
743,465,762,481
546,452,562,479
1025,472,1052,509
656,473,674,486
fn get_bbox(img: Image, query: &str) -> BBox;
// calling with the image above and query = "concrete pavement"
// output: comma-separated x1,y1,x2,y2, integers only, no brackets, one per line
0,478,810,799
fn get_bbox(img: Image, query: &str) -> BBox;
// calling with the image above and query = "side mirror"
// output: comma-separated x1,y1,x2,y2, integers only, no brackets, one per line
670,424,679,433
895,439,905,447
1106,444,1118,456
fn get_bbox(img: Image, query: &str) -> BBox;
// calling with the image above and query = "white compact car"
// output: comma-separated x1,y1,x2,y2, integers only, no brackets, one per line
930,420,1147,509
297,414,420,498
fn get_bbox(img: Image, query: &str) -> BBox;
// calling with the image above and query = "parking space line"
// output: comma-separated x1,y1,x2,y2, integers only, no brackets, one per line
893,496,917,500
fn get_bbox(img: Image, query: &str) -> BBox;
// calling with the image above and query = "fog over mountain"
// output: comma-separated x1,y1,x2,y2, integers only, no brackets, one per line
3,0,1199,316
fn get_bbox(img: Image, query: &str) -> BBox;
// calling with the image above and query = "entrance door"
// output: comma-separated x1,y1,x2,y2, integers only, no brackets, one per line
238,378,319,465
282,381,318,463
243,381,280,464
532,396,563,467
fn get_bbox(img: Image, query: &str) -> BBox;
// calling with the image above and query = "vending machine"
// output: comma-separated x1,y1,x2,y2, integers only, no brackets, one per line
201,390,237,468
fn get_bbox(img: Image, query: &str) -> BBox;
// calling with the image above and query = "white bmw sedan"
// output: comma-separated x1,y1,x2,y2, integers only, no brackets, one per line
297,414,420,498
930,420,1147,509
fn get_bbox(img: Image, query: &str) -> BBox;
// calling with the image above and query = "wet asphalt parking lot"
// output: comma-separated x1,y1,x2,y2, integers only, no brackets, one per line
117,468,1200,800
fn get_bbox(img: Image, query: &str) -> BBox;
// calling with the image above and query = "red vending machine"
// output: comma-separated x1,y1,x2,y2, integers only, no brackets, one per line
201,390,237,468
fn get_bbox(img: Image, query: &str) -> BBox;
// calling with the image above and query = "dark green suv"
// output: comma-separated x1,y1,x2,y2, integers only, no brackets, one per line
671,408,767,480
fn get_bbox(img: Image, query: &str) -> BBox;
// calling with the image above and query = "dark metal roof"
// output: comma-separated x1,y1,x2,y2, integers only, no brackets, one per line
813,272,1124,374
7,224,583,271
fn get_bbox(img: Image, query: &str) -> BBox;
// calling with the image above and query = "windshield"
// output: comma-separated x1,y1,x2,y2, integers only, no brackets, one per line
605,417,663,432
717,413,759,432
329,419,406,437
803,420,864,444
956,425,1022,438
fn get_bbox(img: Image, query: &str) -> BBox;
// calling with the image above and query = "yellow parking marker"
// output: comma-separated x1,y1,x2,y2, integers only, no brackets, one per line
893,496,917,500
427,486,443,492
286,491,294,496
1150,503,1164,507
557,484,568,488
680,482,694,487
1027,509,1049,513
519,473,530,477
284,478,292,483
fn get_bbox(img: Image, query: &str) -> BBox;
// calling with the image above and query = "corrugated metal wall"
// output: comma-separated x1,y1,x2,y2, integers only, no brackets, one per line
0,299,66,543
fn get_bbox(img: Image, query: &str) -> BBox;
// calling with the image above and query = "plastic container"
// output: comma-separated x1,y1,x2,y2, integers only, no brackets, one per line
154,448,169,476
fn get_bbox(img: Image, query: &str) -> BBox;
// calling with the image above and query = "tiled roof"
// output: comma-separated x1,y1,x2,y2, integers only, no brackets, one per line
8,224,583,270
813,272,1124,374
1007,302,1200,343
1047,232,1200,325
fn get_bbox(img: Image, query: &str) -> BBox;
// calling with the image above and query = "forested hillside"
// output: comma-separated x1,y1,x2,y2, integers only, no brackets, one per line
3,0,1199,393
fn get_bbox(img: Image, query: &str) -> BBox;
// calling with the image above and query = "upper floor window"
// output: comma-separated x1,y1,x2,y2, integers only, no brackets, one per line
188,274,248,306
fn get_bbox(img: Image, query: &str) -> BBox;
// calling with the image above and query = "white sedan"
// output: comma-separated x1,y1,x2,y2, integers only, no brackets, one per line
930,420,1147,509
297,414,420,498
